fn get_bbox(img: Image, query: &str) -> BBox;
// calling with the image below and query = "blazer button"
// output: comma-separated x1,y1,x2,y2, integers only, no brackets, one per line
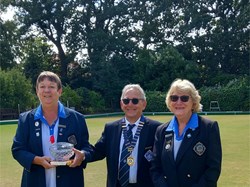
164,176,167,179
57,175,60,178
187,174,191,178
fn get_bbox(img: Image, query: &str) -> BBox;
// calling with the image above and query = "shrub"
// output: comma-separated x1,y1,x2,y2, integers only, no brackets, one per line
0,68,36,111
199,77,249,111
144,91,168,112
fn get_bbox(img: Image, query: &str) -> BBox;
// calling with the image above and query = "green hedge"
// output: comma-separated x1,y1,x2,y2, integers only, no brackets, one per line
200,78,250,111
144,77,249,112
144,91,168,112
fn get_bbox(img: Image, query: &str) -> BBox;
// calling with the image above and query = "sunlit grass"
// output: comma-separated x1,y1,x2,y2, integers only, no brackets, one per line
0,115,249,187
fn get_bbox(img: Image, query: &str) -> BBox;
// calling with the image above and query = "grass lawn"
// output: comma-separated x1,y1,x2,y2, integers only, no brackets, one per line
0,115,249,187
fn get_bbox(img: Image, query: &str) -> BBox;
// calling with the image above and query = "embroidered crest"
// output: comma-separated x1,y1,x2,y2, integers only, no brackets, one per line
193,142,206,156
68,135,77,145
144,150,154,162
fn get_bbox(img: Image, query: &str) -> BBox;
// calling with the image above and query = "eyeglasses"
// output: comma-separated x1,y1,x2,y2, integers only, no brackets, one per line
170,95,190,102
122,98,144,105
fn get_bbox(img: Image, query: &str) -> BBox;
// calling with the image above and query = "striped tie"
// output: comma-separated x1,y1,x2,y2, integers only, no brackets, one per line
118,124,135,187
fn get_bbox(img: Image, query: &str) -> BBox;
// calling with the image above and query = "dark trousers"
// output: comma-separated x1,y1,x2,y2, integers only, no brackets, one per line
116,181,137,187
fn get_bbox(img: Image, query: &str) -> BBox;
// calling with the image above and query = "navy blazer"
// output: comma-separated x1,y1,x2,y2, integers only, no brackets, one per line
90,116,162,187
150,115,222,187
12,107,92,187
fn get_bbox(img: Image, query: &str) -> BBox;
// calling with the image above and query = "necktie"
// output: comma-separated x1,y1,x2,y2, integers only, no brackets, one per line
119,124,135,187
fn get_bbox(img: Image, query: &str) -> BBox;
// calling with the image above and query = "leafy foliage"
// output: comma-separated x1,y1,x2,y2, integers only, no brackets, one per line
22,37,58,87
134,46,200,91
200,77,250,111
0,68,36,110
144,91,167,112
0,0,249,113
76,87,105,114
60,84,83,111
0,19,19,69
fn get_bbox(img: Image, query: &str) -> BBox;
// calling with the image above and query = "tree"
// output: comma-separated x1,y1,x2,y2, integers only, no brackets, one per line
60,84,83,110
0,68,36,110
172,0,250,85
22,37,58,87
134,46,200,91
2,0,249,111
75,87,105,114
0,1,194,88
0,19,19,69
5,0,81,83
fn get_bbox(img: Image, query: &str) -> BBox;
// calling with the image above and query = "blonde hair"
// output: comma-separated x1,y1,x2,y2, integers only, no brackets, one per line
166,79,202,112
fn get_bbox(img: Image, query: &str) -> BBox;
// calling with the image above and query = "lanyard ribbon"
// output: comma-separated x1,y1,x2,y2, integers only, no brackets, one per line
49,124,56,143
122,119,145,153
41,117,58,144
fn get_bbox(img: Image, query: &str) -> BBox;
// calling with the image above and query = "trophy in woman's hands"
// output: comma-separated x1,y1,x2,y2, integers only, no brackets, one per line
49,142,74,166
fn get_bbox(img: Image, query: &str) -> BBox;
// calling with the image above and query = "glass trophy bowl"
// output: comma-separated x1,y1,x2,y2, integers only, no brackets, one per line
49,142,74,166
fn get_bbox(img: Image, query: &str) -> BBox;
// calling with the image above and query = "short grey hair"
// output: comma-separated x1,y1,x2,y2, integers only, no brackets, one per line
120,84,146,100
166,79,202,112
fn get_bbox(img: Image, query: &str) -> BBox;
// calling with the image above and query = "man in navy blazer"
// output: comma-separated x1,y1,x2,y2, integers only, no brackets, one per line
88,84,162,187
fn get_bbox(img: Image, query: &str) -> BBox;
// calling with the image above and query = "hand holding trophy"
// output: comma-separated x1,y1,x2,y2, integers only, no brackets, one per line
49,142,74,166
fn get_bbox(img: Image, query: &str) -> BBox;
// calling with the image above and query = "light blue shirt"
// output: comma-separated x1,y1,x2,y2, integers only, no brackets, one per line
166,113,198,160
34,101,66,187
119,117,141,183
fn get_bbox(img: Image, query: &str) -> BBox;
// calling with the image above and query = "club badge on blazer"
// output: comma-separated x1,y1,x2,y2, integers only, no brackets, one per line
35,121,39,127
34,121,40,137
144,150,154,162
165,133,173,150
193,142,206,156
68,135,77,145
58,124,66,136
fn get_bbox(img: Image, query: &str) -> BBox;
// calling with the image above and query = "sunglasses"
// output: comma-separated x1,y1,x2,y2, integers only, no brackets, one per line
122,98,143,105
170,95,190,102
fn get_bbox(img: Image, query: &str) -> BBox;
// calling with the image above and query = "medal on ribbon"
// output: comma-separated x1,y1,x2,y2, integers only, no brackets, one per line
121,117,145,167
127,156,134,166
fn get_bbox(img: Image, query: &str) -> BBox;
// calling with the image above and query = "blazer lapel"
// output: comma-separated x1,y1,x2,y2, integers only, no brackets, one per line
175,127,199,164
137,119,147,167
113,120,124,178
163,130,175,166
32,119,43,155
56,117,69,143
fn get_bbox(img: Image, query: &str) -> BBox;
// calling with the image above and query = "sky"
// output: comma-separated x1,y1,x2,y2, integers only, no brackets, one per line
1,7,15,21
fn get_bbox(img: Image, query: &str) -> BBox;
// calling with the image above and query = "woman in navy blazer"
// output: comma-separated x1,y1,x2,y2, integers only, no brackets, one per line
12,71,92,187
150,79,222,187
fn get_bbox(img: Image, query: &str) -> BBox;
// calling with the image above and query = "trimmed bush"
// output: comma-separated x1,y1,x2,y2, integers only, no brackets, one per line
199,77,249,111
